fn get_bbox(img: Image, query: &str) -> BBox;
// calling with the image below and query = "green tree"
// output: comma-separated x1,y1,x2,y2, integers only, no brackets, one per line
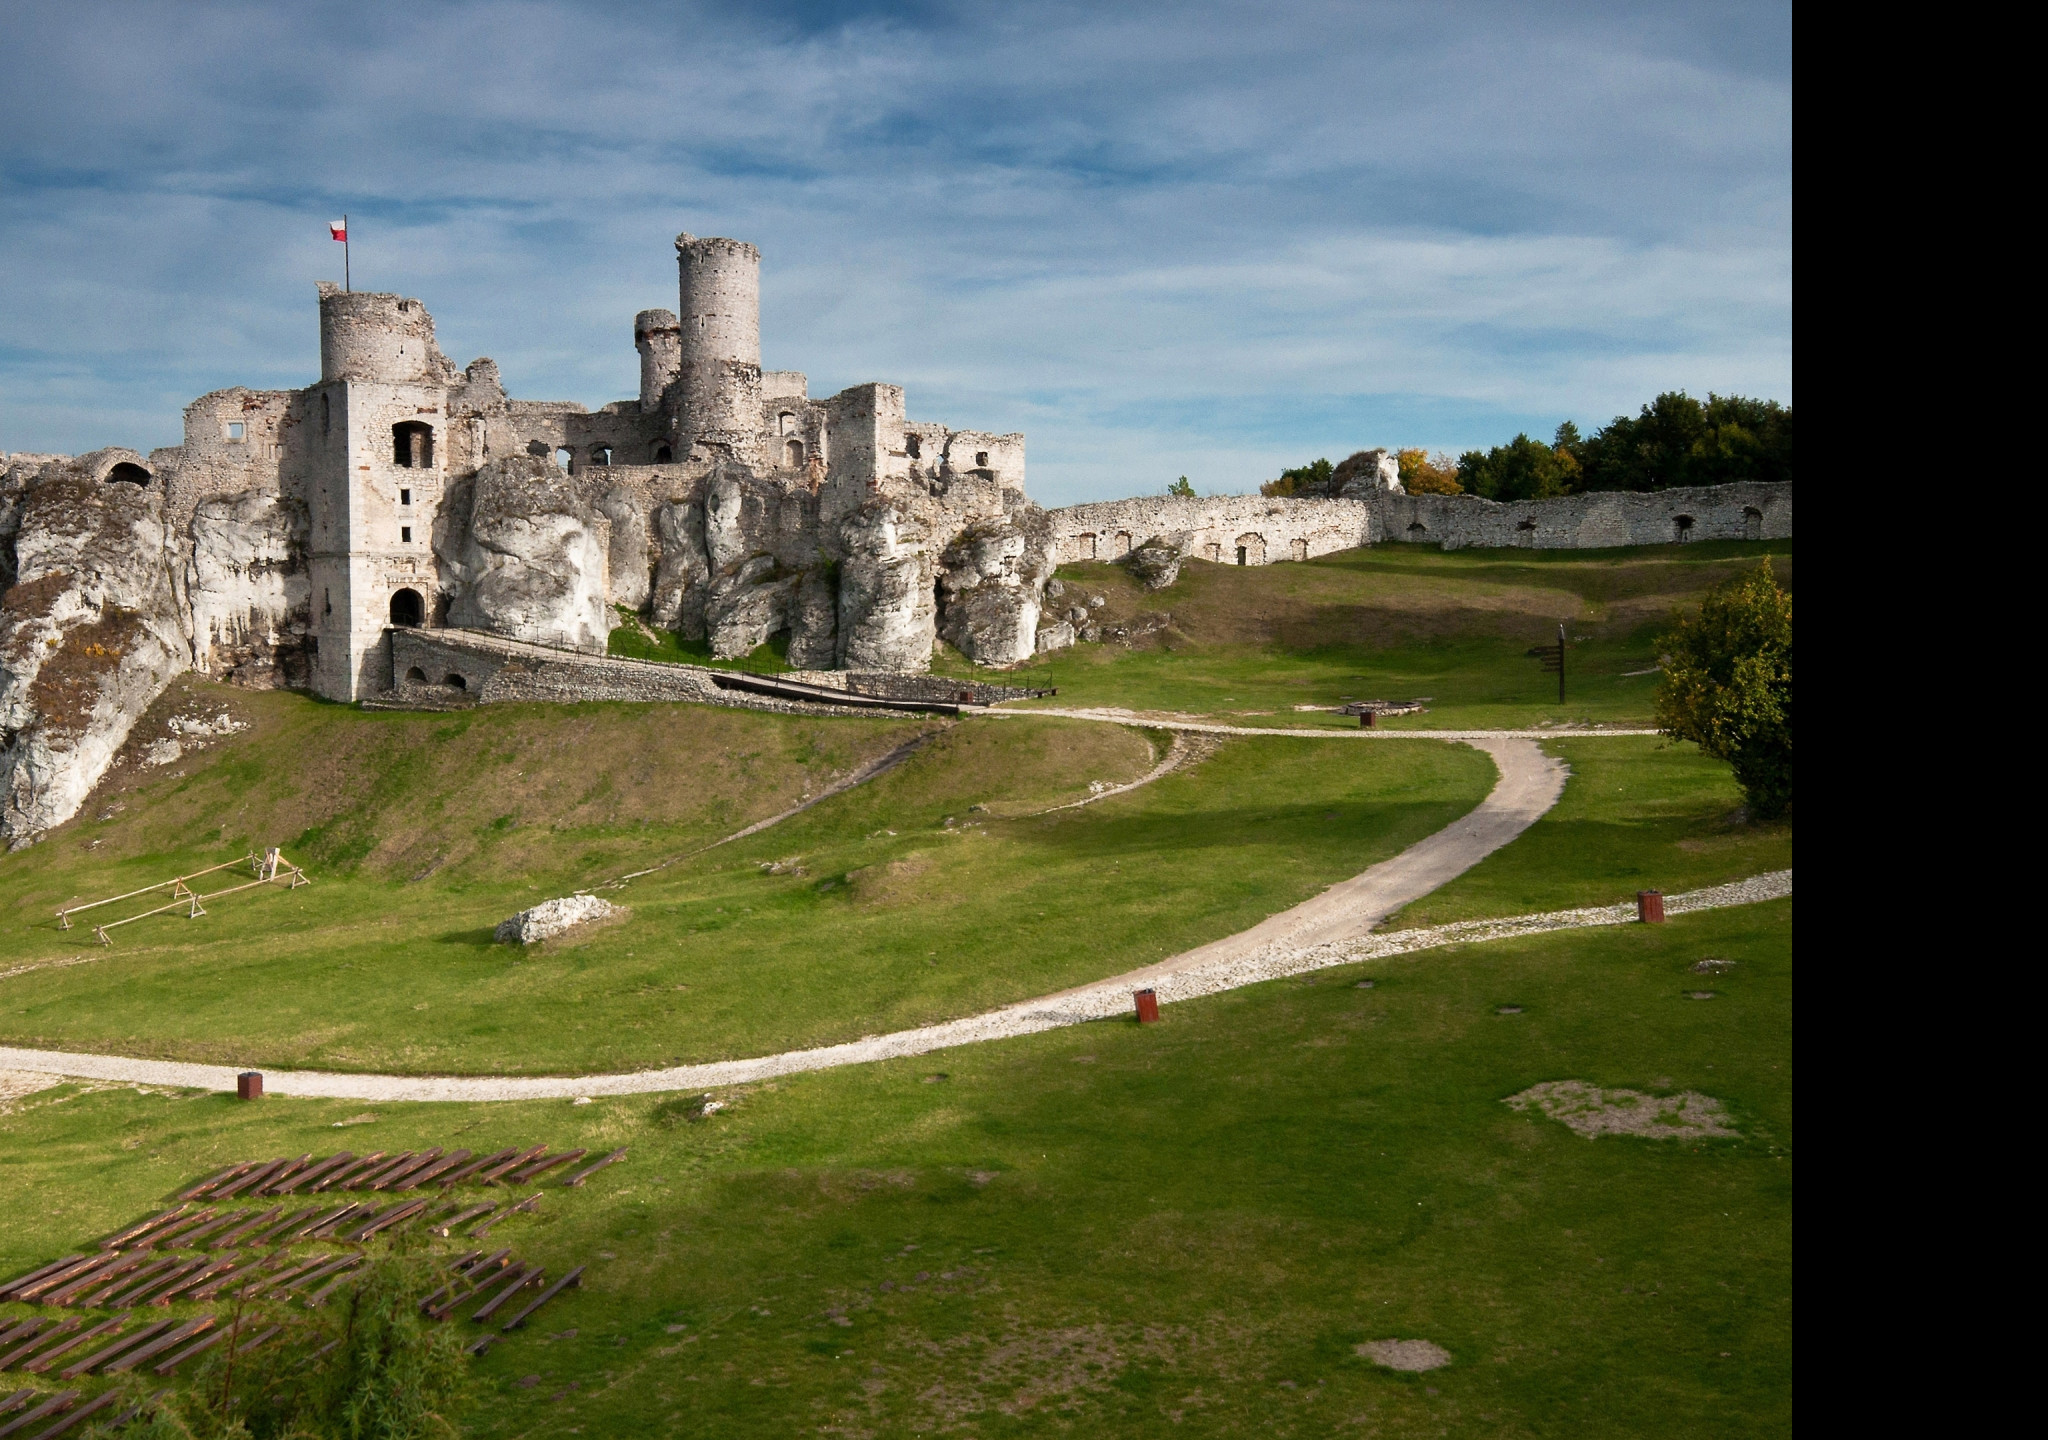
1654,560,1792,819
1456,433,1579,501
1260,457,1331,498
1166,475,1196,497
1576,391,1791,492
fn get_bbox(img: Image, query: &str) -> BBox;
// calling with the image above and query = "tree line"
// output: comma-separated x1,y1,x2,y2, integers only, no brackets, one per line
1260,391,1791,501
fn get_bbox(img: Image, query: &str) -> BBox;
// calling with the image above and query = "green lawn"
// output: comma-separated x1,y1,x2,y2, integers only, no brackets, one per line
0,686,1494,1075
991,540,1793,730
0,898,1792,1438
1386,737,1793,929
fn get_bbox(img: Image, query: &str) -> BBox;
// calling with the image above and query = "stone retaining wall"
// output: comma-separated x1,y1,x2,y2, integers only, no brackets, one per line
387,628,1042,716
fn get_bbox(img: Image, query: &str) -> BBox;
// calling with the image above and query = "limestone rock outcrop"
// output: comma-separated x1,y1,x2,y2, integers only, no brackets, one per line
1120,531,1195,590
649,499,711,639
706,555,797,659
494,893,625,944
186,490,310,687
786,566,839,670
441,456,614,654
0,452,189,847
937,511,1056,666
838,498,939,672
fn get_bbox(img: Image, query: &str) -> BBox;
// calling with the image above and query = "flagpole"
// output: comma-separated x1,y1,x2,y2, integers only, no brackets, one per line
344,214,350,293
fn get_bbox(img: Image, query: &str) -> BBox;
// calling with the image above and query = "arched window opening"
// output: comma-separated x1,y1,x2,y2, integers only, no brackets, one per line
785,438,805,468
905,434,921,460
392,421,434,469
405,666,427,683
591,445,612,466
1203,542,1222,562
1078,533,1097,560
1234,533,1265,565
1115,531,1132,555
444,673,468,690
1406,521,1427,534
779,412,797,436
1673,514,1695,541
1290,538,1308,561
389,588,425,627
653,442,673,463
555,448,573,472
974,451,990,468
1743,505,1764,540
106,462,151,486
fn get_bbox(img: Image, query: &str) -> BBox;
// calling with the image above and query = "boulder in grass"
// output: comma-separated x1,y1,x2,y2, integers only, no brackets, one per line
494,894,624,944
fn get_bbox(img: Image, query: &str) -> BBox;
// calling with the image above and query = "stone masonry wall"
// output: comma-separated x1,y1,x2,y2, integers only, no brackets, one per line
1047,494,1373,566
1047,481,1792,565
388,627,1038,716
1379,481,1791,550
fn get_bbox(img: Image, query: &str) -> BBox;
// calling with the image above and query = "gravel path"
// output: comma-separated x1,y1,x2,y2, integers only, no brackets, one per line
979,706,1661,740
0,869,1789,1103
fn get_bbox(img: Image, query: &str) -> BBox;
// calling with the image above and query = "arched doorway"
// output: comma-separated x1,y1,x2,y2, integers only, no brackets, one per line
1234,533,1265,565
389,588,425,627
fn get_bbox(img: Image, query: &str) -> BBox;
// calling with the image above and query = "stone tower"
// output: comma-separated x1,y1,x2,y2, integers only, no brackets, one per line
308,284,455,701
633,308,681,414
673,235,762,461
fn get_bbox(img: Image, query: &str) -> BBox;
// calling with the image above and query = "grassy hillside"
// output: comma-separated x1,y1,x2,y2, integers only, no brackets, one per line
0,681,1494,1074
0,898,1791,1438
991,539,1792,728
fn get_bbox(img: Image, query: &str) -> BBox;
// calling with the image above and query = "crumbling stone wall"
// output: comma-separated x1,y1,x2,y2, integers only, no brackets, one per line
1047,494,1374,567
1380,481,1791,549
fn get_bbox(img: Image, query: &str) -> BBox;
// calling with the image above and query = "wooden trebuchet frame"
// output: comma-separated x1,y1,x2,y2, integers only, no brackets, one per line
56,848,311,946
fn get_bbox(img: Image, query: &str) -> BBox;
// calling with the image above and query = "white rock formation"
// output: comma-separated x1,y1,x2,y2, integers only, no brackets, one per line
937,513,1055,666
186,490,310,686
443,457,614,654
494,893,625,944
837,499,939,672
0,452,189,847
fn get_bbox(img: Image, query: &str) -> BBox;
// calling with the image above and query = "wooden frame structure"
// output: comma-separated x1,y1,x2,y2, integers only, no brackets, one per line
56,849,310,946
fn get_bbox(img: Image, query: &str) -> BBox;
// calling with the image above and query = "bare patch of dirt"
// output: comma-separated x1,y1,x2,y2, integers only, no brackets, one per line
1356,1339,1452,1372
0,1069,64,1111
1504,1080,1737,1140
847,853,935,908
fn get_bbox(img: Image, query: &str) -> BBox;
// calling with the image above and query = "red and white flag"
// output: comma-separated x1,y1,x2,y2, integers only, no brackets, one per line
329,219,347,241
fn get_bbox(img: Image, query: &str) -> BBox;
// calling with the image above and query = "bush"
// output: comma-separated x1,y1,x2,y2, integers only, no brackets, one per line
1260,458,1330,497
130,1249,474,1439
1166,476,1196,498
1654,561,1792,819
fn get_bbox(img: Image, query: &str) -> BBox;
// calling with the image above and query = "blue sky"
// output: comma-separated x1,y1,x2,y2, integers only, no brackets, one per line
0,0,1790,506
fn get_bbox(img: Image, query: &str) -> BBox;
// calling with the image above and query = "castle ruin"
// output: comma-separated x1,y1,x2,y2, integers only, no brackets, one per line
0,230,1791,847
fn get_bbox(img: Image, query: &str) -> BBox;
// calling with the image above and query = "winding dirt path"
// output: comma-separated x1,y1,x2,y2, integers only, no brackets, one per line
0,736,1654,1103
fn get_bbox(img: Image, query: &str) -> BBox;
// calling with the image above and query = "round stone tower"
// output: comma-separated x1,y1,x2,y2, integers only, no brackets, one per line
318,284,451,384
674,234,762,453
634,308,683,413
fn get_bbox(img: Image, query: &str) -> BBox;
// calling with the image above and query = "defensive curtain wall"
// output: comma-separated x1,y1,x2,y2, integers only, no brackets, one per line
1045,480,1790,562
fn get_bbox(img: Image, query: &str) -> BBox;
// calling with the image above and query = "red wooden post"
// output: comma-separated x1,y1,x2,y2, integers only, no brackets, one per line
1636,891,1664,924
1134,989,1160,1024
237,1072,264,1101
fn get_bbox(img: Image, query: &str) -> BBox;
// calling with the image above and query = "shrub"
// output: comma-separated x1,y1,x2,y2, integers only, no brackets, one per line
1654,560,1792,819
